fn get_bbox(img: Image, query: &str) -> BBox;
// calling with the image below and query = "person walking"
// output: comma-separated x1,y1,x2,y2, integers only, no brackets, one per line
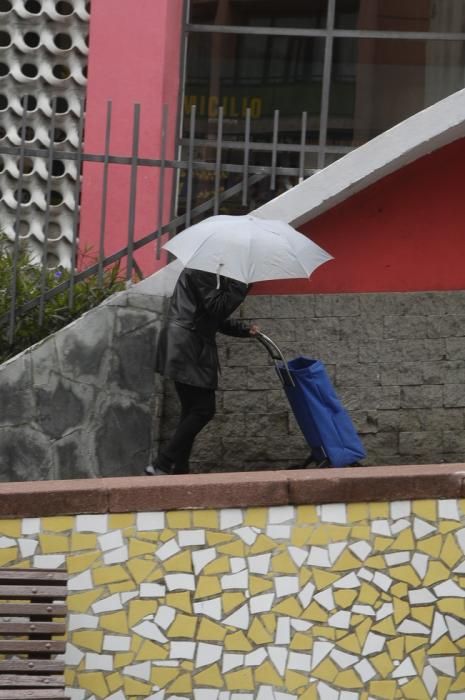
145,267,258,476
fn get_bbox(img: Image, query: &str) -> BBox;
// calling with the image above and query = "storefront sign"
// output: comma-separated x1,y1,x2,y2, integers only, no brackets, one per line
184,95,262,119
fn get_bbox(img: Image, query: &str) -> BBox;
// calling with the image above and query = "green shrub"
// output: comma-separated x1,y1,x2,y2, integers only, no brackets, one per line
0,233,128,362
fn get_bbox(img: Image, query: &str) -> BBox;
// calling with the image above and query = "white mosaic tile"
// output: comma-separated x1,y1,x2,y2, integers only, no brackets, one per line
192,547,217,575
103,634,131,652
340,693,359,700
170,641,196,660
298,581,315,608
92,593,123,614
85,652,113,671
221,570,248,590
373,572,392,591
275,617,291,645
275,693,298,700
385,552,410,566
68,614,99,631
248,553,271,574
268,645,288,676
358,567,374,581
422,667,438,697
413,517,437,539
355,658,376,682
290,619,312,632
453,560,465,573
123,660,151,681
256,688,275,700
195,642,223,668
178,529,205,547
136,511,165,530
249,593,274,614
353,604,376,617
18,538,38,557
220,508,243,530
268,505,294,524
68,569,93,591
121,591,138,604
390,500,411,519
408,588,437,605
349,540,371,561
375,602,393,620
433,580,465,598
397,619,430,635
233,527,258,545
154,606,176,630
75,514,108,533
245,648,267,666
222,603,249,630
316,682,338,700
320,503,347,524
0,536,16,548
330,649,358,669
266,525,291,540
275,576,299,598
22,518,41,535
334,572,360,589
456,527,465,554
106,692,126,700
33,554,65,568
431,612,448,643
193,597,222,621
103,544,129,565
362,632,385,656
222,653,244,673
132,621,167,643
311,641,334,669
194,692,219,700
288,651,311,671
230,557,247,573
429,656,456,676
307,546,331,568
66,690,86,700
390,518,410,534
438,499,460,520
314,588,335,612
328,541,347,564
446,614,465,641
64,642,85,666
156,538,181,561
98,529,124,551
328,610,351,629
288,546,308,567
411,552,429,578
140,582,166,598
371,519,391,536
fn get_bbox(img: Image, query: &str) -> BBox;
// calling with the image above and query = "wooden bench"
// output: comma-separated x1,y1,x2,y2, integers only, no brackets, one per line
0,568,68,700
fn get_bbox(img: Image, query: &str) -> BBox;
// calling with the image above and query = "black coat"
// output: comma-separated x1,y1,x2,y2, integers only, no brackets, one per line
155,268,251,389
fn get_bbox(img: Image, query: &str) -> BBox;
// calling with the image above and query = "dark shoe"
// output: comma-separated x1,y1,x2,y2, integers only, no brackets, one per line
144,465,170,476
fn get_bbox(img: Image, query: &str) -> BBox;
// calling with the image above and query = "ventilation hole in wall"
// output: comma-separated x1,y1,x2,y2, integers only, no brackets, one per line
55,1,72,15
50,190,63,206
0,63,9,77
0,126,6,139
0,156,4,172
18,220,30,236
16,125,35,141
24,31,40,48
0,94,7,110
47,222,61,239
52,127,66,143
0,189,4,201
0,0,12,11
51,159,65,177
85,34,89,46
21,63,39,78
54,96,69,114
52,64,71,80
24,0,41,13
46,252,60,267
24,94,37,111
85,2,90,12
54,33,72,50
14,187,31,204
22,157,34,174
0,31,11,48
82,65,88,79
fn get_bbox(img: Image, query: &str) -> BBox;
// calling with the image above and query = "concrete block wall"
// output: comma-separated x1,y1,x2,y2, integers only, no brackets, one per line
159,291,465,472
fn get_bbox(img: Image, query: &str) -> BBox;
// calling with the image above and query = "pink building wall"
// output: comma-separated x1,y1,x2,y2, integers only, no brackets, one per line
79,0,185,275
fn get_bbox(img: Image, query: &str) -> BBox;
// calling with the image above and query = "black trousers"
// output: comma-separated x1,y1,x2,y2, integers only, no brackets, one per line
159,382,216,474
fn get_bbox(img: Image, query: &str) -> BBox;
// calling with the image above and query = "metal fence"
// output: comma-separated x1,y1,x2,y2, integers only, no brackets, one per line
0,98,319,350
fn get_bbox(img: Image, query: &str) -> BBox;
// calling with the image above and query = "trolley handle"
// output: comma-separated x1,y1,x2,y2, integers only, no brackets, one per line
255,332,295,388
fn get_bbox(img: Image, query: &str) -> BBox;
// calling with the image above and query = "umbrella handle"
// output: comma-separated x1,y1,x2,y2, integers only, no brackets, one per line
255,332,295,388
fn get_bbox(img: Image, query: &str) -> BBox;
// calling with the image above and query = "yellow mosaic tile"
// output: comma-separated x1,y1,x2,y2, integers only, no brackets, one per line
70,532,98,551
225,667,255,691
67,589,103,613
0,519,21,537
337,669,364,689
437,677,453,700
42,516,74,532
248,617,273,645
123,677,152,695
371,651,395,677
369,680,397,699
166,510,191,528
224,630,252,651
0,548,18,566
136,639,168,661
417,533,443,557
334,589,358,608
108,513,135,529
79,672,108,698
197,618,227,642
128,537,157,558
195,663,224,688
301,601,328,622
440,532,463,567
347,502,369,521
164,550,193,572
167,613,197,638
390,564,421,586
114,652,134,668
128,599,157,626
151,667,179,687
192,508,218,528
195,575,221,597
290,632,312,651
311,657,338,683
126,557,156,583
296,504,318,524
93,564,130,585
67,550,101,574
249,533,276,554
99,611,128,634
217,540,246,556
244,506,268,528
223,592,246,614
285,669,308,691
271,550,298,573
107,671,123,692
72,630,103,652
168,672,192,693
412,498,437,520
166,590,192,613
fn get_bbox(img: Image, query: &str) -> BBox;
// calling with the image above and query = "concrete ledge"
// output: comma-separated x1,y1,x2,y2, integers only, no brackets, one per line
0,464,464,517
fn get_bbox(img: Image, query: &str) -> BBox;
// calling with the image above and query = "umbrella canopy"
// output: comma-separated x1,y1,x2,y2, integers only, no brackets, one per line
163,214,333,284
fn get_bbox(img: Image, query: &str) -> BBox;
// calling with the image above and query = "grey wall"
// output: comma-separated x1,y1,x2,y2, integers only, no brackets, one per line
161,290,465,471
0,289,164,482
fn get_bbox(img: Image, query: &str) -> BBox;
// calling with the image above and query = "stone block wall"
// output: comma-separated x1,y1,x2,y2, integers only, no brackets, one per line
0,289,164,482
159,291,465,472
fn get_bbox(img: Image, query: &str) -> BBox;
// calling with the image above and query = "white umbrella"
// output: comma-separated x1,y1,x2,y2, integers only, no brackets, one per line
162,214,333,284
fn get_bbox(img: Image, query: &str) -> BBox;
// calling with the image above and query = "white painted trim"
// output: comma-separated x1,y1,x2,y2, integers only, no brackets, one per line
254,88,465,227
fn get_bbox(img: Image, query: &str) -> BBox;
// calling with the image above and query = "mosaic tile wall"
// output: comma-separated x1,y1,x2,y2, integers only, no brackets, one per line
1,499,465,699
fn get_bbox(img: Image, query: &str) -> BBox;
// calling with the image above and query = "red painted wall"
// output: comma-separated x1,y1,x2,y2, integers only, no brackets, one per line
79,0,184,275
255,137,465,295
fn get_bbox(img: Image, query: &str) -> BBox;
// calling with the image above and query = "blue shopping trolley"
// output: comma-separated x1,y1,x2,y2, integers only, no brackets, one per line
256,332,366,468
